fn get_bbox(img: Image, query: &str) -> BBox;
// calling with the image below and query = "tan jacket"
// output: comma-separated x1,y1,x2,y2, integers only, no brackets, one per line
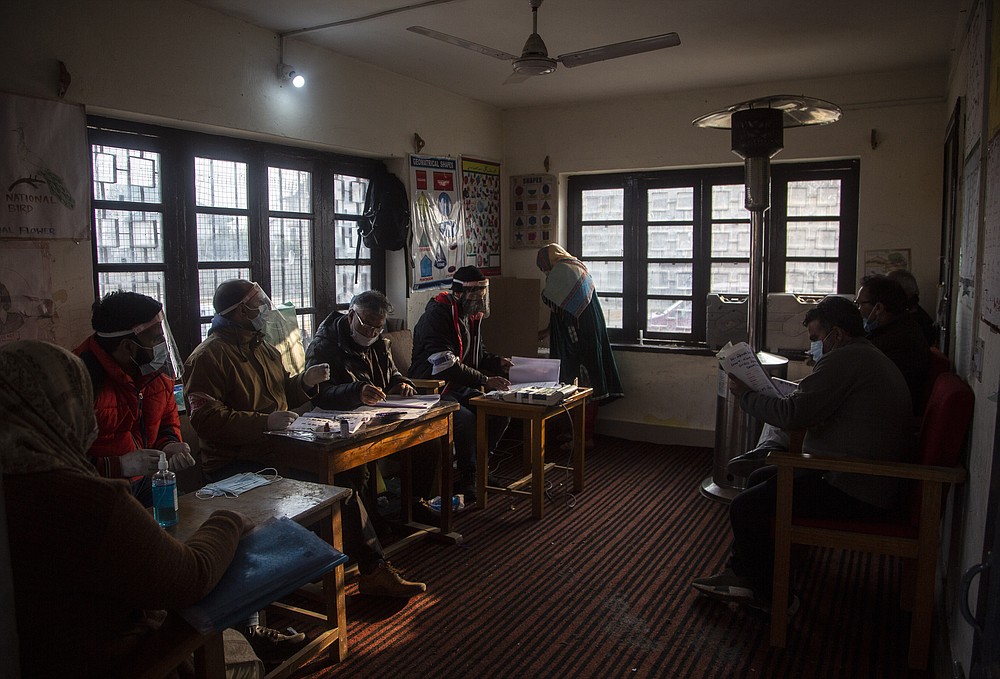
184,323,314,474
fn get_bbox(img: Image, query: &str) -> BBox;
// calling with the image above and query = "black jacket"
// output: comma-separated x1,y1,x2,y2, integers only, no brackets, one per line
305,312,411,410
868,312,930,413
409,292,504,403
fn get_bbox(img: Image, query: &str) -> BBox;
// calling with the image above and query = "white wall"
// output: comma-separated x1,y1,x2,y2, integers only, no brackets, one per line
501,68,948,442
0,0,503,342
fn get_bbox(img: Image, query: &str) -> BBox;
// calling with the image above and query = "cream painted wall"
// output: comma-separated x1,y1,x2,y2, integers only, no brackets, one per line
500,68,948,441
0,0,503,343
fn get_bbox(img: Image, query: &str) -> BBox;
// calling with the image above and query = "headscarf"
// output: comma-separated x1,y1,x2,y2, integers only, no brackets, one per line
537,244,595,319
0,340,99,476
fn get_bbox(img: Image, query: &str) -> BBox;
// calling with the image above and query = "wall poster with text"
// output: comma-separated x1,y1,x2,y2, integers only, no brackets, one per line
460,157,501,276
409,155,465,290
1,92,89,240
510,174,556,249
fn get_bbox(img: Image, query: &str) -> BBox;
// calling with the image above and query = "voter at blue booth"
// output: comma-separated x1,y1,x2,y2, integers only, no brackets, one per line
409,266,513,501
73,290,196,506
187,280,425,613
692,295,915,615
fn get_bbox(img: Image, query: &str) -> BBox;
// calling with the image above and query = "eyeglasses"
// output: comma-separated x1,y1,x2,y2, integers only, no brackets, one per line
853,298,873,308
352,311,385,338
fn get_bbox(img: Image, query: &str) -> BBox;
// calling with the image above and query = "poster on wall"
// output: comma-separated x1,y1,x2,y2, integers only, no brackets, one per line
862,249,910,276
965,1,985,158
960,147,981,303
0,241,55,346
0,92,89,240
510,174,556,250
981,134,1000,330
409,154,465,290
460,157,501,276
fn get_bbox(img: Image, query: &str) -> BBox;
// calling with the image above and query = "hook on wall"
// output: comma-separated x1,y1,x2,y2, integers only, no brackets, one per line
413,133,425,154
543,155,550,172
870,129,880,150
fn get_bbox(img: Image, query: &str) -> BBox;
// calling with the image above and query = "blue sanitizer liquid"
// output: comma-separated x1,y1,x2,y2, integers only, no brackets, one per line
152,478,178,527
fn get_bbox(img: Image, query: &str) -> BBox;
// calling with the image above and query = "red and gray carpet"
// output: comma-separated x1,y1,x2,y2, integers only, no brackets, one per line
288,439,931,678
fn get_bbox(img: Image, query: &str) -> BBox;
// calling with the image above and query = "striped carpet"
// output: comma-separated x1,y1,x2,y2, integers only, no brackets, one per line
288,438,927,678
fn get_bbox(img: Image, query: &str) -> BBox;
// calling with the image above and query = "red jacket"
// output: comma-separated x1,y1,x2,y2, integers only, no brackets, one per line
74,335,182,478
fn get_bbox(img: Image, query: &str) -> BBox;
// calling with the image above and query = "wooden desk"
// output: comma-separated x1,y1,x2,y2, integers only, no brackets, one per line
171,479,352,679
267,402,462,549
469,387,592,519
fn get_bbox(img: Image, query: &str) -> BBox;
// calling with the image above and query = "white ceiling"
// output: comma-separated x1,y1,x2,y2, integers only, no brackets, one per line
188,0,969,110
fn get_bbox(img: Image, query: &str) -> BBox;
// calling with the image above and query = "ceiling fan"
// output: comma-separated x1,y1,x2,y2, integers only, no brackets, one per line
407,0,680,83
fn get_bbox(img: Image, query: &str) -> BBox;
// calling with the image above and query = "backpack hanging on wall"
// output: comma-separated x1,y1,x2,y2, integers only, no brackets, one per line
358,171,410,251
356,170,412,288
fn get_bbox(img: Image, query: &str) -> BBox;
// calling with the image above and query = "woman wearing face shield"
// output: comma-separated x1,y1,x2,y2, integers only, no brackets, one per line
74,291,195,507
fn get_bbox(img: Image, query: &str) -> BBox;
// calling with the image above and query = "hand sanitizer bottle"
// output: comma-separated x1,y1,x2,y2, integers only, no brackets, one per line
152,452,178,528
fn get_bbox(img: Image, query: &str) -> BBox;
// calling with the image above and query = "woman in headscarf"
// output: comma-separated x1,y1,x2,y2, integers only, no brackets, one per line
1,340,249,679
537,245,624,444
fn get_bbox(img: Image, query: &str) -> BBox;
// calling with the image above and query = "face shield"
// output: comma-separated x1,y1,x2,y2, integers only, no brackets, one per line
218,282,305,374
96,310,183,380
458,279,490,320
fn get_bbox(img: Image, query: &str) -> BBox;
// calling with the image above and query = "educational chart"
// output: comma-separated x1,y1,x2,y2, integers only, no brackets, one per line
510,174,556,249
0,92,89,240
460,157,501,276
410,155,464,289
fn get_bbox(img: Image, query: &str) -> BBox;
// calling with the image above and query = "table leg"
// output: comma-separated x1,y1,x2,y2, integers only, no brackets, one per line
329,501,347,661
573,399,586,492
476,407,489,509
439,421,453,532
530,415,544,519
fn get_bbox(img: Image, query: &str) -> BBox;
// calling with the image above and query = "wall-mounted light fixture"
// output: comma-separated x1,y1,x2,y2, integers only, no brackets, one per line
277,36,305,88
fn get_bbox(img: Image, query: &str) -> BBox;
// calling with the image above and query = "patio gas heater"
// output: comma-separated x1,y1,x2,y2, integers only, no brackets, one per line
692,95,842,502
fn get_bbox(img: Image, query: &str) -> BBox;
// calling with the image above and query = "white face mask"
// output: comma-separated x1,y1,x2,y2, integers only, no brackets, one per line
139,341,169,376
808,339,824,364
247,305,269,332
349,312,381,347
196,469,280,498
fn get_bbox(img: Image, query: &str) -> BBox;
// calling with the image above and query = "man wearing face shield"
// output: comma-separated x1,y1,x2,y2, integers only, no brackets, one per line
409,266,513,502
183,279,331,481
74,291,195,507
184,279,334,658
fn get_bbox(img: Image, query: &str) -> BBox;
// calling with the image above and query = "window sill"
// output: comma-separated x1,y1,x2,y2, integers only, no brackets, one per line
610,341,716,357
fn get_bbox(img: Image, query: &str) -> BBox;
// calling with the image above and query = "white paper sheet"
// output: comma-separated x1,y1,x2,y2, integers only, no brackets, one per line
508,356,560,386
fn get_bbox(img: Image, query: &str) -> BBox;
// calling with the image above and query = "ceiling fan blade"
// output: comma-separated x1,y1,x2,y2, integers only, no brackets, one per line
557,32,680,68
407,26,517,61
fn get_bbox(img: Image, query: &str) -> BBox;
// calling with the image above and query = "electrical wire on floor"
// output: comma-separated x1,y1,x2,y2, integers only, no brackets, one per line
543,404,578,509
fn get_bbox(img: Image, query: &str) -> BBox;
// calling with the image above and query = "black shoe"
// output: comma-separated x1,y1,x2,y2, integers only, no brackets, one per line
726,448,775,478
243,624,307,663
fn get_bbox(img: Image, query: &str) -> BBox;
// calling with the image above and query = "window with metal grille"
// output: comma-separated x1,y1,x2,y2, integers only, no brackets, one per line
88,117,385,356
567,159,859,345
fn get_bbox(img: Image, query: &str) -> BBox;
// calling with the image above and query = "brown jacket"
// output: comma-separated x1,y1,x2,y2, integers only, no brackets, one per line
183,323,315,474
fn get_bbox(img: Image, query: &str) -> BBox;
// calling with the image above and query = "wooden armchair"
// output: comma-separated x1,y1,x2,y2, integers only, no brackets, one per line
384,329,445,394
767,371,974,669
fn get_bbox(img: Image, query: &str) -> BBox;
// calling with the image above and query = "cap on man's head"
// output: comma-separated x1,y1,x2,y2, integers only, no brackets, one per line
213,279,255,315
92,290,162,336
451,266,487,292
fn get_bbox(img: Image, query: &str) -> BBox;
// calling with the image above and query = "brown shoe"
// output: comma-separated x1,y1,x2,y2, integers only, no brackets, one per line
358,561,426,598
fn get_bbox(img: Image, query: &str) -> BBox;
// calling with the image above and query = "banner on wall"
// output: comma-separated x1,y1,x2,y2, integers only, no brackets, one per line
410,154,465,289
510,173,556,249
460,157,501,276
0,241,55,346
0,92,89,240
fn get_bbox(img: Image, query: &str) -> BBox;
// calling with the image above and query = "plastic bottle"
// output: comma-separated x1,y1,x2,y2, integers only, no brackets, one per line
152,452,178,528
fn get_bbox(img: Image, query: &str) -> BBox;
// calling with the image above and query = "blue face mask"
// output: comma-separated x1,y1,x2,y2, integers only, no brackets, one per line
862,307,878,335
808,339,824,364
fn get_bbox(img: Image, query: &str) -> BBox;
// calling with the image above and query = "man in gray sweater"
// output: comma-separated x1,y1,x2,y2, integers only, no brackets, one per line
692,296,915,614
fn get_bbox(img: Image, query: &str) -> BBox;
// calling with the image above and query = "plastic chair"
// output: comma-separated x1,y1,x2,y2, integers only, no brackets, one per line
767,371,973,669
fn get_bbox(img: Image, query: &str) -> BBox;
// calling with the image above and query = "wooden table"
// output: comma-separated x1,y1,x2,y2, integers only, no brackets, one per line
170,478,352,679
267,402,462,551
469,387,592,519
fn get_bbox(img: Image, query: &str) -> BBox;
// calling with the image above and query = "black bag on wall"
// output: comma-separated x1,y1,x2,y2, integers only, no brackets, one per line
358,172,410,251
